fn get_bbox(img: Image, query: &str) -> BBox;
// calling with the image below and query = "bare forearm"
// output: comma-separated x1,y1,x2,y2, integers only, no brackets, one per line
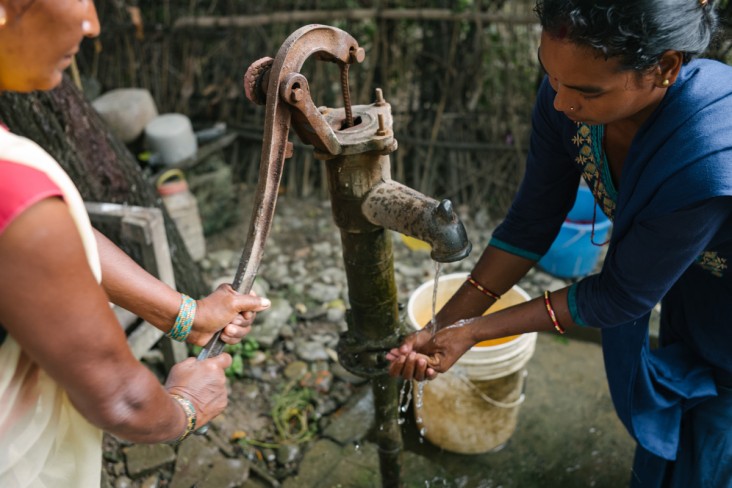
467,286,579,343
436,246,536,327
94,228,180,330
69,360,187,443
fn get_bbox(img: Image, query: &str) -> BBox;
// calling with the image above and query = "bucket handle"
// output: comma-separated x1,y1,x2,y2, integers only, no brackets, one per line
454,370,527,409
156,168,186,189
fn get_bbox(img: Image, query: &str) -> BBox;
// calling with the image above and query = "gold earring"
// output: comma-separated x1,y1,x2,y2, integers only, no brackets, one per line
662,79,670,87
0,5,7,27
570,106,575,111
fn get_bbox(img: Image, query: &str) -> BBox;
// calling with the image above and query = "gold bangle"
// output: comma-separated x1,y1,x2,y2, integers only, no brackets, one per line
168,394,197,444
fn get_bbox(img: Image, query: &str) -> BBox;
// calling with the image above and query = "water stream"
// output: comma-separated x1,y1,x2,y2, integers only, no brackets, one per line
429,261,442,336
399,261,442,438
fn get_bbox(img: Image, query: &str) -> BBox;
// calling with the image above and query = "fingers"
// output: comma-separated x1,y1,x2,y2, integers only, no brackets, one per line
385,348,402,362
219,323,252,344
388,350,409,377
388,351,432,381
401,352,418,380
207,351,232,370
235,293,271,312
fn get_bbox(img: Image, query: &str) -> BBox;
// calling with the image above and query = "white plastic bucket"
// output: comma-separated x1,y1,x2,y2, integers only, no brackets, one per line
145,113,198,166
407,272,537,454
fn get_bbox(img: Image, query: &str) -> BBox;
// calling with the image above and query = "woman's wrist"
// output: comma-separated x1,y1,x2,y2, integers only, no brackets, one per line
165,294,197,342
166,393,197,444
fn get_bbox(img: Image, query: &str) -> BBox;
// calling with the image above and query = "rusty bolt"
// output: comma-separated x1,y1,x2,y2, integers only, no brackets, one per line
376,113,387,136
350,46,366,64
374,88,385,106
290,88,303,103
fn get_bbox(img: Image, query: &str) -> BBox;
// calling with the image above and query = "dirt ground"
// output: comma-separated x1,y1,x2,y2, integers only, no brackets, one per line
102,192,635,488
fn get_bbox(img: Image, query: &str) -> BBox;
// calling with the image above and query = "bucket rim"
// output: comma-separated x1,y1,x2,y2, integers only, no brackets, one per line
559,218,612,230
407,272,531,351
459,332,537,364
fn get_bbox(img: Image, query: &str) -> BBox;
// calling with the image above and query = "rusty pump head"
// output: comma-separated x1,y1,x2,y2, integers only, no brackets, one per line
198,25,366,360
243,25,471,264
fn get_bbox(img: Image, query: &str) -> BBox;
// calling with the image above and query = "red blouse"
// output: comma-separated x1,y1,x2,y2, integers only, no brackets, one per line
0,159,63,236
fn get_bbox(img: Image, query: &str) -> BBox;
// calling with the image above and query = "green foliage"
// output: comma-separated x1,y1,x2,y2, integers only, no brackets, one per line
190,337,260,378
237,380,319,449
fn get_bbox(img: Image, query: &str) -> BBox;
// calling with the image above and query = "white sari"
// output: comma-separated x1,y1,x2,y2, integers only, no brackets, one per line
0,128,103,487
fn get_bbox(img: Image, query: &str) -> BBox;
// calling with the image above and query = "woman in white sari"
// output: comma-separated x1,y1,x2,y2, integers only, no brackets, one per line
0,2,271,486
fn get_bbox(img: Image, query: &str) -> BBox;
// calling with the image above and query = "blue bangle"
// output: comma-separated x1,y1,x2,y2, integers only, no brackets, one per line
166,294,197,342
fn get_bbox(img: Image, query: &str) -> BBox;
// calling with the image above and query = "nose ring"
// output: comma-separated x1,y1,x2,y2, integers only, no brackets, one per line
82,20,92,33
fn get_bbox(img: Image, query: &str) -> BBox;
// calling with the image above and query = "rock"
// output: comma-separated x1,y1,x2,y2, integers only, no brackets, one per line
123,444,176,479
262,449,276,463
322,386,374,445
100,469,113,488
240,383,260,400
281,439,379,488
277,444,301,465
326,306,345,323
92,88,158,143
283,360,309,380
140,474,160,488
250,297,293,347
293,339,330,362
113,476,134,488
331,362,368,385
169,435,219,488
306,282,340,303
300,369,333,393
279,324,295,340
207,250,238,270
198,458,250,488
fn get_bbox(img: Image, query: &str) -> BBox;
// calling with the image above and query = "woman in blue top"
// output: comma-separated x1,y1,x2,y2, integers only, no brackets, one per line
387,0,732,486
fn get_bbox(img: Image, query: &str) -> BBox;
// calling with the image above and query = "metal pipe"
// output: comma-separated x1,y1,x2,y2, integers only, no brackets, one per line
325,149,404,488
362,179,471,263
319,97,472,487
241,27,472,485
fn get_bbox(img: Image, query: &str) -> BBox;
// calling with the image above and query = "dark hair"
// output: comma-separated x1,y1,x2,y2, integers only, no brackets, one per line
535,0,719,71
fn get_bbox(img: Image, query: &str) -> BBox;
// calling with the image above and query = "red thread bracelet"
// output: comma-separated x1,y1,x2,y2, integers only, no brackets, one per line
466,275,501,300
543,290,565,334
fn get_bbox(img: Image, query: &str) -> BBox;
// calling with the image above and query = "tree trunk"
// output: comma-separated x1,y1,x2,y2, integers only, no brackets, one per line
0,75,207,297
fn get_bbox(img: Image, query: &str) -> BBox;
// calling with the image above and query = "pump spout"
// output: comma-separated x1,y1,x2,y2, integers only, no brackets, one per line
362,179,472,263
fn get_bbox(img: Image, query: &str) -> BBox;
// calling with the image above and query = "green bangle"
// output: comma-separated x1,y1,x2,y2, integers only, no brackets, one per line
166,294,197,342
168,394,197,444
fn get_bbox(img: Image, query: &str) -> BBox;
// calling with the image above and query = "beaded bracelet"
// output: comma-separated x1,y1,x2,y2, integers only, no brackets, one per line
543,290,565,334
165,294,197,342
466,274,501,301
168,394,197,444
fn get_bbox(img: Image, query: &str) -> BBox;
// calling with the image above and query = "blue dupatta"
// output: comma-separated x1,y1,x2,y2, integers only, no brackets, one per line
601,59,732,460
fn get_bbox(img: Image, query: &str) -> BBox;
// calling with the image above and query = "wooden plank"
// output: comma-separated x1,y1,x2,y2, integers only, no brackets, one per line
173,9,540,30
86,202,189,368
113,304,139,332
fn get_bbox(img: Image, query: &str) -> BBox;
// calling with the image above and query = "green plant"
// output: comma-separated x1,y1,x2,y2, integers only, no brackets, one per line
237,381,318,449
190,337,260,378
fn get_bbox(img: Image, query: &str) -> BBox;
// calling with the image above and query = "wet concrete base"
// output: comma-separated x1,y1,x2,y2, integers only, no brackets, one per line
287,333,636,488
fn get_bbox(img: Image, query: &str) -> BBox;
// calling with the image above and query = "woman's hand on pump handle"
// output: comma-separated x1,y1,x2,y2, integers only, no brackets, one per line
165,354,233,429
186,284,270,347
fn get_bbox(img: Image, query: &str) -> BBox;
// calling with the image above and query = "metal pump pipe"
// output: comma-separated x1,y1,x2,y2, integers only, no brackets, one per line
237,25,472,487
